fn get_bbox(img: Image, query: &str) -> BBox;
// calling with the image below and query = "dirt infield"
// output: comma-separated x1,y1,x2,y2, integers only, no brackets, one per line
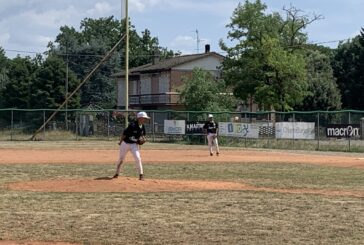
1,148,364,168
1,147,364,197
6,178,364,198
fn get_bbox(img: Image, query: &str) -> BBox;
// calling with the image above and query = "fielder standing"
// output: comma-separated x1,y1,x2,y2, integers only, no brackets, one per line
112,111,150,180
203,114,220,156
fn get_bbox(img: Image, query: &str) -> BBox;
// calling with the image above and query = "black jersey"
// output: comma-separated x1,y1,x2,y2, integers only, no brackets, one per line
203,121,218,134
123,121,146,143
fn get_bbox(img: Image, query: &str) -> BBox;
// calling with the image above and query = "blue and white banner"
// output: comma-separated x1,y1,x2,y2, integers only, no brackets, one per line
218,122,259,138
275,122,315,139
164,120,186,135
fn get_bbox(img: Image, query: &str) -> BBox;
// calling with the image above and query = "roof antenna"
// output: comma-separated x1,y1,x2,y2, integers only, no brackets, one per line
196,29,201,54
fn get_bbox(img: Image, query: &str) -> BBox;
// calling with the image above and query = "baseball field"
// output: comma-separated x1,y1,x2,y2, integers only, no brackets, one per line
0,141,363,244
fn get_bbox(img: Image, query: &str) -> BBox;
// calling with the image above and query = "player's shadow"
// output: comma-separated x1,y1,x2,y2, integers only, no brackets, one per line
94,176,113,180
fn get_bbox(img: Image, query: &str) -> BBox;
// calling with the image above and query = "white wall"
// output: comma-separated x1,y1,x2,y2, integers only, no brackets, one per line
174,56,222,71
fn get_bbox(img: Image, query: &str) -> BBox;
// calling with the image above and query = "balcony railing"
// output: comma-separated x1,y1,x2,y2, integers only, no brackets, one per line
129,93,181,105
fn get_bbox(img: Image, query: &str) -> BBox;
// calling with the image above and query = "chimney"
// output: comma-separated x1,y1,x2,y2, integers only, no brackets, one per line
205,44,210,53
152,49,160,65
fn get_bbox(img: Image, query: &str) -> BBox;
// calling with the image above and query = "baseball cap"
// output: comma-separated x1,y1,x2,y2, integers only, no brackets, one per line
137,111,150,119
208,114,214,118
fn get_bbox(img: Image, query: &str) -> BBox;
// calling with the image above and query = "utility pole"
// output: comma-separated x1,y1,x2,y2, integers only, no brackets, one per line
65,45,69,130
124,0,129,126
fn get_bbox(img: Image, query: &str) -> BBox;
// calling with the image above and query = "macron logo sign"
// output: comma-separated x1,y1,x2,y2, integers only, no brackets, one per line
326,124,360,138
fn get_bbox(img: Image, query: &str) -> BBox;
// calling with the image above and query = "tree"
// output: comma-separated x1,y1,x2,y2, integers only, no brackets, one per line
220,0,321,111
48,16,176,108
332,29,364,109
296,50,341,111
179,68,236,112
2,56,37,109
31,55,80,109
0,47,9,108
49,17,122,108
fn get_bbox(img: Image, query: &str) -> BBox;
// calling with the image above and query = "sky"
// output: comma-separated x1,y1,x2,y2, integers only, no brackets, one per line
1,0,364,59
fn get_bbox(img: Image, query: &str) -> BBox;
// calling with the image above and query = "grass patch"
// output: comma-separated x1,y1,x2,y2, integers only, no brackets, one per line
0,190,363,244
0,163,363,244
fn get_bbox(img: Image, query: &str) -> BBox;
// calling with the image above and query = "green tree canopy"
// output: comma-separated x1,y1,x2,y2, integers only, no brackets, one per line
179,68,237,112
31,55,80,109
1,56,37,109
332,28,364,109
0,47,9,107
220,0,321,111
296,50,341,111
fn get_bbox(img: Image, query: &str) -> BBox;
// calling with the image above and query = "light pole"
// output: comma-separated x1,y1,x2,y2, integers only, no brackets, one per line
124,0,129,126
65,44,69,130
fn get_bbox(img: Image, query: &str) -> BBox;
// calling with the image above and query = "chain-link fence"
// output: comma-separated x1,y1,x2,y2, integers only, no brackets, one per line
1,109,364,152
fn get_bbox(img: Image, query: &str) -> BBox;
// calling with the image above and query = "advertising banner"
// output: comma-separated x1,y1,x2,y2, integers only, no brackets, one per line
326,124,360,138
164,120,186,135
275,122,315,139
186,121,205,135
219,122,259,138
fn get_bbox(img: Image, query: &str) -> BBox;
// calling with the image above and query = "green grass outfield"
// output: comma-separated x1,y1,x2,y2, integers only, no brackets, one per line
0,142,363,244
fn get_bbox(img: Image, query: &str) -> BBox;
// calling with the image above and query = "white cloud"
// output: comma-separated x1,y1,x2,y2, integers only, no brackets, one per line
128,0,164,12
126,0,236,16
86,2,113,16
19,6,79,28
170,35,195,47
35,35,53,46
0,0,25,12
0,33,10,45
169,34,212,54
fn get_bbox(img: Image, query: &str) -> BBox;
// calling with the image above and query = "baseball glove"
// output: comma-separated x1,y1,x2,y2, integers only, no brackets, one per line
137,136,147,145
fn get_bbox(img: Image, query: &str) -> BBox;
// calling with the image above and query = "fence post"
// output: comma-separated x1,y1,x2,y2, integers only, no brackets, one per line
10,109,13,141
292,113,295,150
43,110,46,140
244,113,247,148
267,112,271,149
317,112,320,151
348,111,351,151
361,117,364,140
152,111,155,142
107,111,110,140
75,111,78,141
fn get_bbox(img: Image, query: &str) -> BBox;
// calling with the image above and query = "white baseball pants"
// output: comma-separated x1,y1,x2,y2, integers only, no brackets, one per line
207,133,219,154
115,141,144,175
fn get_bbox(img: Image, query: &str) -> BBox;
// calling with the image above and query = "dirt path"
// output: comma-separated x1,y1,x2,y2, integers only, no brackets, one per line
6,177,364,198
1,148,364,168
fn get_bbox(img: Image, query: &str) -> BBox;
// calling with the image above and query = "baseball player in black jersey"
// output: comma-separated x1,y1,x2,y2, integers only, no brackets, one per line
203,114,220,156
112,111,150,180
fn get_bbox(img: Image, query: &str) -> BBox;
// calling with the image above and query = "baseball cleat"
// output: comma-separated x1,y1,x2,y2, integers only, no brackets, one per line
216,152,219,156
112,174,119,179
139,174,144,181
210,153,213,156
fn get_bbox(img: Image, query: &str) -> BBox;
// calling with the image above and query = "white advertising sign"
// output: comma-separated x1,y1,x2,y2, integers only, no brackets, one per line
164,120,186,135
219,122,259,138
275,122,315,139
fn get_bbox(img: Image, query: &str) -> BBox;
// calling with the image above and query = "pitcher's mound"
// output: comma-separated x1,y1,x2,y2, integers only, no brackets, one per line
7,178,248,193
